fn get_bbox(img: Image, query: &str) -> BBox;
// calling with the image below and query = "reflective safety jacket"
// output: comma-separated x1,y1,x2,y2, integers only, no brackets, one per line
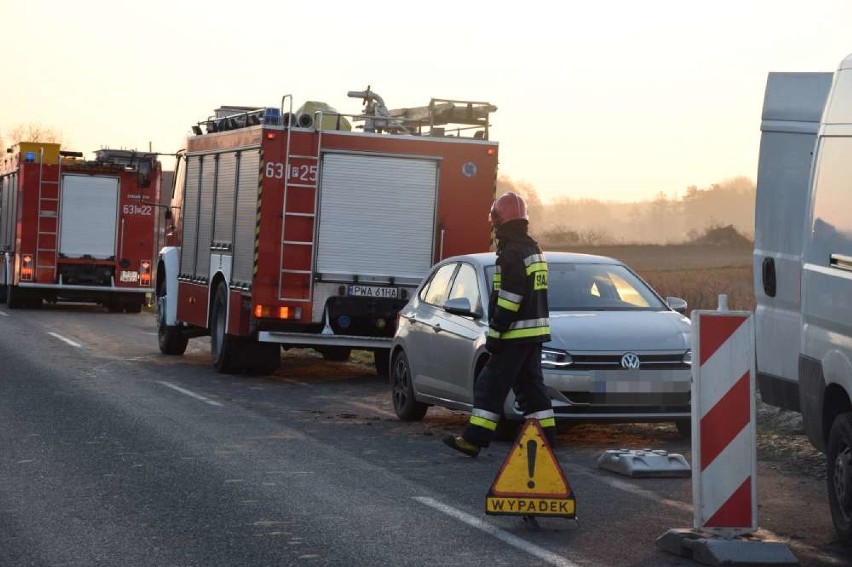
487,220,551,344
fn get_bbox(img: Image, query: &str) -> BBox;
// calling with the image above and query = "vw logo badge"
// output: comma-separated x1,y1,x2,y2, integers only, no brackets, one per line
621,352,641,369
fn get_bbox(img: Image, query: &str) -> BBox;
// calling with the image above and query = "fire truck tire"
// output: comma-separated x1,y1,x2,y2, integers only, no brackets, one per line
7,286,25,309
124,301,143,314
211,283,241,373
157,295,188,356
318,347,351,362
0,284,6,304
374,348,390,377
243,342,281,376
107,299,123,313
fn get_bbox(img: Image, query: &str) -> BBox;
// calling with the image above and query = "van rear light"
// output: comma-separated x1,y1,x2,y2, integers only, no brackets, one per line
139,260,152,286
21,254,33,280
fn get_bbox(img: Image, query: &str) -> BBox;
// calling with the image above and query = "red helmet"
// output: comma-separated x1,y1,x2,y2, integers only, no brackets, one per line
489,192,528,227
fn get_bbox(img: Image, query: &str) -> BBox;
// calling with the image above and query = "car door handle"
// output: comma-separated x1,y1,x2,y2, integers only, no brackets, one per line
433,324,442,333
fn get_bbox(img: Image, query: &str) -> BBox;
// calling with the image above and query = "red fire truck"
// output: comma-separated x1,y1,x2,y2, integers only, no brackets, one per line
156,90,498,375
0,142,161,311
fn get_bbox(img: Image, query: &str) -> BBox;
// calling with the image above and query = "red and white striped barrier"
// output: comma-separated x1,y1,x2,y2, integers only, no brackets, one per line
691,305,756,537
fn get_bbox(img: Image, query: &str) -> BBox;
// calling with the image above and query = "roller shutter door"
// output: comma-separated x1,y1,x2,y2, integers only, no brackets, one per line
59,174,119,259
180,156,201,276
232,149,260,285
316,153,437,281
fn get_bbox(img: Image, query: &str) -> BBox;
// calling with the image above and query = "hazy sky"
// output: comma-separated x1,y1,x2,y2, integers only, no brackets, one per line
2,0,850,203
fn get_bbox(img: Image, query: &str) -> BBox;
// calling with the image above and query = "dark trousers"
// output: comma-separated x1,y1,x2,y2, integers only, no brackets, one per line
462,342,554,447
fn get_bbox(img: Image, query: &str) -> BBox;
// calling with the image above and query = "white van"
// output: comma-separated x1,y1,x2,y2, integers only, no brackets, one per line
754,61,852,542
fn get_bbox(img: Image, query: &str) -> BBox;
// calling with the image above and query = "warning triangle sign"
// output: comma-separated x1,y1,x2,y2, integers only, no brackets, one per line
485,420,576,518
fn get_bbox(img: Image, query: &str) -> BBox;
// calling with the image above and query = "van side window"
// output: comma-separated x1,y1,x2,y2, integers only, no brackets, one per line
810,138,852,261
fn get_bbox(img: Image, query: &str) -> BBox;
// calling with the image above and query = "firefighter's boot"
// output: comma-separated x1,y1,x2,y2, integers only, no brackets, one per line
443,436,481,458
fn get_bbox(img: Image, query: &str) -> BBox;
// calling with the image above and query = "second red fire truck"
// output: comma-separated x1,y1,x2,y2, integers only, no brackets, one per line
0,143,161,311
157,90,499,375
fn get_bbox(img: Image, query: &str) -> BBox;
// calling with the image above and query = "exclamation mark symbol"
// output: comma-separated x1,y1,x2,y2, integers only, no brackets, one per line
527,439,537,489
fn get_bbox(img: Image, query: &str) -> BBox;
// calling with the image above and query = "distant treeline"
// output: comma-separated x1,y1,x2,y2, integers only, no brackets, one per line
499,176,756,245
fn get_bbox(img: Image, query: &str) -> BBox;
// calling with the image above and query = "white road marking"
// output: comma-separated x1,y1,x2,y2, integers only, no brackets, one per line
413,497,582,567
157,381,223,407
0,310,9,317
46,332,81,348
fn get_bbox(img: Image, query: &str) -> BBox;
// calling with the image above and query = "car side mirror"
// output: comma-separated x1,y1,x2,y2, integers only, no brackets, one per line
444,297,477,317
666,296,688,314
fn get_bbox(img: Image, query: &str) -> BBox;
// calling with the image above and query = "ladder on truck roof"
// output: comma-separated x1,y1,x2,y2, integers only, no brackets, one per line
278,96,322,303
35,148,62,282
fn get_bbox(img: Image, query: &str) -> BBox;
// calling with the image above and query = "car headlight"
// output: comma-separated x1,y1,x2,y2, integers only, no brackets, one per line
682,350,693,366
541,348,572,368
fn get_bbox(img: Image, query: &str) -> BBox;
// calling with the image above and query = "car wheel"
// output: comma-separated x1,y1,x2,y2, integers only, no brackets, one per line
675,419,692,439
157,287,187,356
391,350,427,421
827,412,852,543
318,346,351,362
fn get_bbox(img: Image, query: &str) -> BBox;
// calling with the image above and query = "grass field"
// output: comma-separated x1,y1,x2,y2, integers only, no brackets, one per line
546,242,755,312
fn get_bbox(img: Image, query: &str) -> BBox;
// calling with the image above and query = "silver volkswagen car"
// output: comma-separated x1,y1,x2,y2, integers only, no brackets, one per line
389,252,693,436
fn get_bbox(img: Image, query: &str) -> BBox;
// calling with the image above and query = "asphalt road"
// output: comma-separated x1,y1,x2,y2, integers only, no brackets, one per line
0,303,849,567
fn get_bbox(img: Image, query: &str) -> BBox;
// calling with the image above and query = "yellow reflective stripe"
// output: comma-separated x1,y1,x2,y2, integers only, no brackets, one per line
526,262,548,275
492,273,502,290
496,297,520,312
539,417,556,429
527,409,555,420
487,328,501,338
498,289,523,303
470,415,498,431
500,326,550,339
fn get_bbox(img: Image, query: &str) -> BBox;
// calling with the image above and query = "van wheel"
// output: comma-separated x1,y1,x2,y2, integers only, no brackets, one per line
391,350,427,421
157,289,187,355
827,412,852,543
211,283,241,373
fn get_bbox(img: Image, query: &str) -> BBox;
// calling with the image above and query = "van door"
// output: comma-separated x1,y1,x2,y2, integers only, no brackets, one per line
754,72,831,410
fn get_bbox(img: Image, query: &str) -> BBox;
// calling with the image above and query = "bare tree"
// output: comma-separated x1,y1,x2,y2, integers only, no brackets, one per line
7,123,64,145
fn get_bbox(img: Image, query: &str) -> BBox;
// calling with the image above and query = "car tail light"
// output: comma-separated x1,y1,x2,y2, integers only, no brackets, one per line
21,254,33,280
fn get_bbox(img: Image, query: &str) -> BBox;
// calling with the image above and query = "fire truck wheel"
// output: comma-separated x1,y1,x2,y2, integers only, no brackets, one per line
0,284,7,304
124,300,143,314
7,286,25,309
317,347,351,362
243,342,281,376
157,293,188,356
374,349,390,377
211,283,241,373
107,300,123,313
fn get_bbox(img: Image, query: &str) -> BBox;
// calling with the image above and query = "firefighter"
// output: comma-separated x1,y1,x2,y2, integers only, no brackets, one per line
443,192,556,457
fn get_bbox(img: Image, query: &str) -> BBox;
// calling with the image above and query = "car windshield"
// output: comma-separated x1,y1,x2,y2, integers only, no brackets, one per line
486,262,666,311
